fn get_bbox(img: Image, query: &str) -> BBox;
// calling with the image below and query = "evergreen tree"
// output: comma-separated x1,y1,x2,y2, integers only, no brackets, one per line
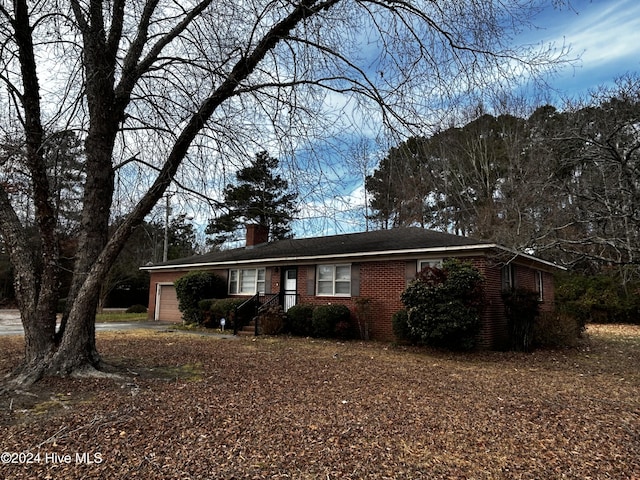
206,152,298,247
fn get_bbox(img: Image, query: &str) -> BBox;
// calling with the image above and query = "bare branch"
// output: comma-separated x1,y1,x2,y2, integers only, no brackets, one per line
113,155,224,208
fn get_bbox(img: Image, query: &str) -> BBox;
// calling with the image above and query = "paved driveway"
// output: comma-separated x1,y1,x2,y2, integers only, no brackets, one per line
0,310,236,339
0,310,24,336
0,310,174,336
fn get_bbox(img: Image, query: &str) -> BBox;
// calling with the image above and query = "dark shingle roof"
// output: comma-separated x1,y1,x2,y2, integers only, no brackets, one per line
144,227,493,270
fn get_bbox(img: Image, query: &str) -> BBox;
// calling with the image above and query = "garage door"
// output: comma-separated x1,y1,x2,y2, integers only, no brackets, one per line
155,284,182,322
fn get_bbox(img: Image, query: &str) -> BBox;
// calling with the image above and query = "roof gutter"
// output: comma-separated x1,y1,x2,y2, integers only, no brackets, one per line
140,243,565,272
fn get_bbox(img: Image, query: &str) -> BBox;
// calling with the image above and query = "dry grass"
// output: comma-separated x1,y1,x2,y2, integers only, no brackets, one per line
0,324,638,479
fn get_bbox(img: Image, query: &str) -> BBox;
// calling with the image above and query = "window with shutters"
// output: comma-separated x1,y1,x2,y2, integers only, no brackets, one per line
316,264,351,297
229,268,265,295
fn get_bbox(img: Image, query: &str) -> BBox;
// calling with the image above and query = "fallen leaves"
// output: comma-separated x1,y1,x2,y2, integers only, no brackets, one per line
0,325,638,479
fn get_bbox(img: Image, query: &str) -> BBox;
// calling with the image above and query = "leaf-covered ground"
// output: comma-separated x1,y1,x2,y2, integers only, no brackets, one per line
1,324,639,479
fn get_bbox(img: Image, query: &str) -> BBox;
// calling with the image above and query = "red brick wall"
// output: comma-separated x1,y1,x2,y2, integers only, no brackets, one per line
246,224,269,246
274,258,558,346
478,262,557,349
477,258,509,350
511,266,554,308
541,271,555,311
148,258,558,348
270,268,280,293
289,261,406,341
359,261,406,340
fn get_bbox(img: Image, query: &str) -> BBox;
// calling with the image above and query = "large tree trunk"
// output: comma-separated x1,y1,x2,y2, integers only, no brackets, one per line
1,0,60,386
52,156,116,375
48,295,101,376
57,0,119,348
2,0,344,387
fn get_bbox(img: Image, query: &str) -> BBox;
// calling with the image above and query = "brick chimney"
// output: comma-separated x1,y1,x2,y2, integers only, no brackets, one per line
245,223,269,247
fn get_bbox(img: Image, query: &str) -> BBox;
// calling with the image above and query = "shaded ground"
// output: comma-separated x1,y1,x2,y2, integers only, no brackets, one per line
0,325,639,479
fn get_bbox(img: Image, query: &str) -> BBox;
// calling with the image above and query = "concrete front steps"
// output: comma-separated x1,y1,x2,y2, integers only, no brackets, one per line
237,319,258,336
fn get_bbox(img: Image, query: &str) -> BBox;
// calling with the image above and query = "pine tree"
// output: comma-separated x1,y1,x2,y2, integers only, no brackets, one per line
207,152,298,246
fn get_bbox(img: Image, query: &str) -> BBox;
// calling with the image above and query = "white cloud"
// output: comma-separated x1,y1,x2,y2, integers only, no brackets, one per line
561,0,640,68
529,0,640,93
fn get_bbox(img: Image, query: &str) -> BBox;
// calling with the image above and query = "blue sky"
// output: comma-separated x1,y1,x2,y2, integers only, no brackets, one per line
295,0,640,238
261,0,640,241
522,0,640,97
182,0,640,245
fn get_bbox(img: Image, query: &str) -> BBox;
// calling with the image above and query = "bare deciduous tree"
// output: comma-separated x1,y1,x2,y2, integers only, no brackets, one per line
365,75,640,279
0,0,570,385
544,75,640,274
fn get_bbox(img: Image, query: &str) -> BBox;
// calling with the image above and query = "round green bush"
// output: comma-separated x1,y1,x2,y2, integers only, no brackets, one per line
174,271,226,324
286,304,315,336
126,304,147,314
198,298,215,311
210,298,246,328
311,304,351,338
401,259,484,350
392,309,418,344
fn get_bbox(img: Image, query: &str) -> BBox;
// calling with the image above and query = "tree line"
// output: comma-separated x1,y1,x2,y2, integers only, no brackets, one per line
366,75,640,279
0,146,294,308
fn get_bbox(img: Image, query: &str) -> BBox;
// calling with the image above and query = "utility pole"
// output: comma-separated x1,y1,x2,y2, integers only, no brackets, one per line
163,194,171,262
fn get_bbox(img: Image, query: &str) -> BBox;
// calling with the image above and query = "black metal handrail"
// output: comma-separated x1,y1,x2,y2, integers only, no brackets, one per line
233,293,259,335
233,292,281,335
259,293,280,311
254,293,280,335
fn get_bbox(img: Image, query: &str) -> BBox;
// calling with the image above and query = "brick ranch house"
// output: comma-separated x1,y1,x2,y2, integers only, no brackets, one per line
142,225,563,349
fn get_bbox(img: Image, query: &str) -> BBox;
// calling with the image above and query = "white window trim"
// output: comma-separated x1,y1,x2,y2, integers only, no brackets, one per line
502,264,515,291
535,271,544,302
418,259,443,272
316,264,351,297
229,268,265,295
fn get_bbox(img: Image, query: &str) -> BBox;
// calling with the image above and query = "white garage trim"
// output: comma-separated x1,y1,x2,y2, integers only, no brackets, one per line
155,282,181,322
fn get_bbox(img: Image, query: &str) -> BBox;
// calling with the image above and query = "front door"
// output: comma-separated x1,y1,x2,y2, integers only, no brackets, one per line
283,268,297,311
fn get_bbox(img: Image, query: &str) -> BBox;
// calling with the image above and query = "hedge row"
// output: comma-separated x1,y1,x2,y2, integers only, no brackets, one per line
281,303,351,338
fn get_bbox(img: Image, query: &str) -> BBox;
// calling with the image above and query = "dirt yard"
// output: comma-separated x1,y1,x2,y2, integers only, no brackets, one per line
1,324,639,479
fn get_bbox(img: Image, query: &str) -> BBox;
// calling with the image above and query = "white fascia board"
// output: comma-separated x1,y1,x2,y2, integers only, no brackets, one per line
140,244,500,271
493,245,567,271
141,243,566,272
